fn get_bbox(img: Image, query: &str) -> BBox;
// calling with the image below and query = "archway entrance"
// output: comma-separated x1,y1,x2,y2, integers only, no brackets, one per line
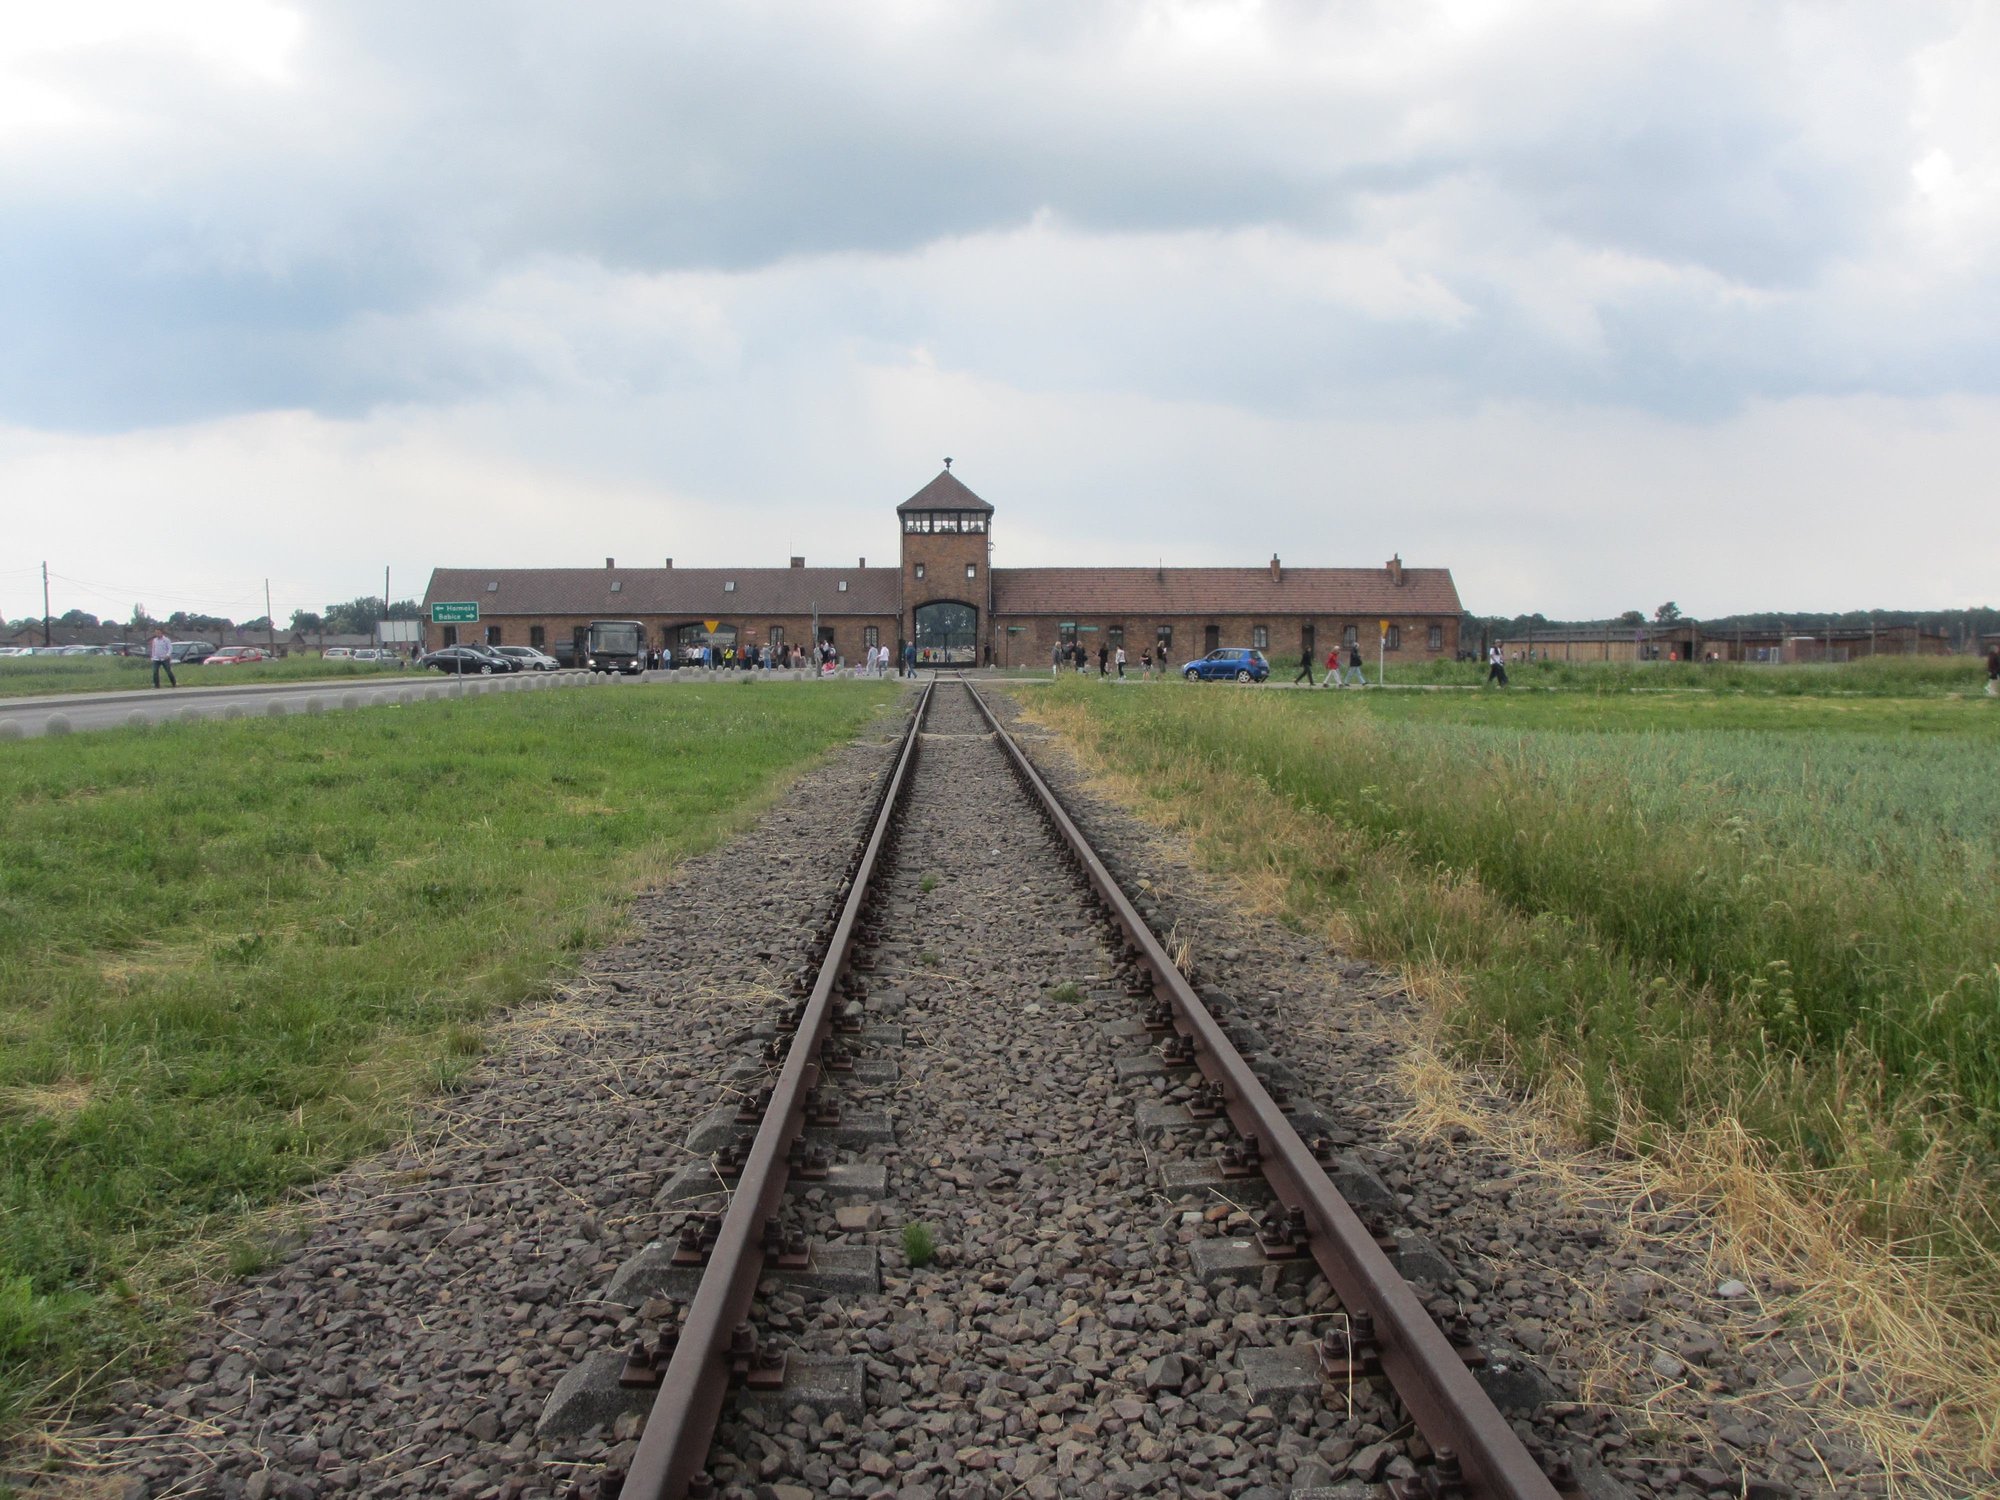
913,600,978,665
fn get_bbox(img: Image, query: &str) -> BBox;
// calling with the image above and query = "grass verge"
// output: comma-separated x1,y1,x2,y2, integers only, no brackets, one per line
0,680,900,1436
0,655,428,699
1027,678,2000,1485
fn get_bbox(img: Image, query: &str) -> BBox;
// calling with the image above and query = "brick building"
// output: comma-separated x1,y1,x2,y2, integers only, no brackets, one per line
421,469,1464,667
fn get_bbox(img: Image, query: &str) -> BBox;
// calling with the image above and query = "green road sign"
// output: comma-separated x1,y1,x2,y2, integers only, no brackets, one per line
431,602,479,623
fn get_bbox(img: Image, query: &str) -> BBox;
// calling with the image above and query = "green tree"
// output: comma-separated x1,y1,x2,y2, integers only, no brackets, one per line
290,609,324,633
1654,601,1682,624
1616,610,1645,627
56,609,99,629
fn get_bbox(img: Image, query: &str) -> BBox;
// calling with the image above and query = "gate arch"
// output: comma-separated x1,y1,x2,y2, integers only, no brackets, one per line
913,600,978,665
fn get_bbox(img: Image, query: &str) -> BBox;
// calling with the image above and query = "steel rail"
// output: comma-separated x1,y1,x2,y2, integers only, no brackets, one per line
964,681,1561,1500
621,679,935,1500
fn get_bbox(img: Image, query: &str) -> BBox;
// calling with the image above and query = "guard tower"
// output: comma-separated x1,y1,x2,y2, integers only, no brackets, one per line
898,463,994,665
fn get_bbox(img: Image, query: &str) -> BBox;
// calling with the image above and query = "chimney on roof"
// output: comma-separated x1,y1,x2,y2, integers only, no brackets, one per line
1387,554,1404,586
858,557,866,569
790,556,805,569
1270,553,1282,583
605,557,615,569
664,558,672,568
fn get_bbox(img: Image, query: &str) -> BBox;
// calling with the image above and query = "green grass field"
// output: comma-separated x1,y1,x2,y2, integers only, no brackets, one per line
1375,652,1987,698
0,681,900,1428
0,654,423,699
1036,676,2000,1239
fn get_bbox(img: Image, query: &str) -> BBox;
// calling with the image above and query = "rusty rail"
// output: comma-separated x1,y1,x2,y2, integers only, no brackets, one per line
964,681,1562,1500
619,679,934,1500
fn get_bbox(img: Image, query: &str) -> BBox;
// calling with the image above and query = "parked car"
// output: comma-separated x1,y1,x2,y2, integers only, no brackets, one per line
418,646,521,675
1180,647,1270,683
203,646,269,666
494,646,560,671
0,646,30,657
57,644,108,655
169,640,219,663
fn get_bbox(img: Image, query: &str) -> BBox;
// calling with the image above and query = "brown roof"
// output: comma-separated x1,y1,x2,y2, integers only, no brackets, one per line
992,566,1461,617
896,470,994,514
423,566,899,618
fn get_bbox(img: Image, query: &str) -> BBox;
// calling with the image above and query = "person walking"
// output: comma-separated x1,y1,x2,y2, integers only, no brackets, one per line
1114,644,1126,679
1344,639,1368,688
1139,647,1151,680
1096,643,1109,678
1487,643,1509,687
1987,642,1999,697
1293,644,1315,687
148,628,177,688
1051,640,1064,678
1323,644,1340,687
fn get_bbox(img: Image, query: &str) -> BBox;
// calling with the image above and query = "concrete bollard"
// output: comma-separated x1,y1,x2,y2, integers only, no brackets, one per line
341,692,360,710
268,700,289,717
0,720,26,740
44,714,73,736
128,711,150,729
179,707,203,724
306,697,327,715
224,705,245,720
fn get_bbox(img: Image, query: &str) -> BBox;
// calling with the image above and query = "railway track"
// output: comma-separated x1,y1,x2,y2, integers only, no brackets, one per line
562,677,1578,1500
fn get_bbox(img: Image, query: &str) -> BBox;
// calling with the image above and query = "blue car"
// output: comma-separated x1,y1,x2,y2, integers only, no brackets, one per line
1181,647,1270,682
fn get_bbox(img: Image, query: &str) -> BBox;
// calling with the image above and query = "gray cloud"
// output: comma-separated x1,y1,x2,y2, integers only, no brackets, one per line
0,0,1992,434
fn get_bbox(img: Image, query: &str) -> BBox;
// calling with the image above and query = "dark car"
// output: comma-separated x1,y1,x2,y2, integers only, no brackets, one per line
168,640,219,663
419,646,520,676
1180,647,1270,683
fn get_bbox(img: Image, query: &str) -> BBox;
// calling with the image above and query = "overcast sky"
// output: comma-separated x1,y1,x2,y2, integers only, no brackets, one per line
4,1,1996,625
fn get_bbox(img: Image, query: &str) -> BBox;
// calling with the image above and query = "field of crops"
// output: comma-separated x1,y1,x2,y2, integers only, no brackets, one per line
1033,678,2000,1224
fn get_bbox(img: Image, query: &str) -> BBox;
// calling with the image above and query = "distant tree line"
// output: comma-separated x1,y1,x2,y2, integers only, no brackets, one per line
6,598,422,638
1469,606,2000,647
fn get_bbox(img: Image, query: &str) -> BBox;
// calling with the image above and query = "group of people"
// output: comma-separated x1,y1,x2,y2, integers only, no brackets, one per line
1290,642,1371,688
1051,641,1133,678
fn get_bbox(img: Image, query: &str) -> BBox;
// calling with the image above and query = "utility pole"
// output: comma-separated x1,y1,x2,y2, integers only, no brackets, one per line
383,565,391,648
265,579,276,656
42,561,51,646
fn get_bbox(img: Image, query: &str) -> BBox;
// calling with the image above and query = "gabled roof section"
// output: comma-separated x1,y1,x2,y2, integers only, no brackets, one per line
422,567,900,617
896,470,994,514
991,567,1462,617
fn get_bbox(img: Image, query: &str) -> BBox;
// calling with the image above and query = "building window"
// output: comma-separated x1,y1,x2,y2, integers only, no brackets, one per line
864,625,880,649
1204,624,1220,653
1059,622,1079,646
1302,624,1315,657
838,580,849,592
443,625,458,646
914,563,925,580
965,563,977,579
935,513,959,533
1343,624,1358,647
724,581,736,592
769,626,785,648
1107,625,1124,648
1251,625,1268,650
486,625,502,645
1387,625,1402,650
817,626,835,647
530,625,545,648
964,514,986,533
485,581,498,593
1156,625,1172,650
610,580,621,593
1428,624,1443,651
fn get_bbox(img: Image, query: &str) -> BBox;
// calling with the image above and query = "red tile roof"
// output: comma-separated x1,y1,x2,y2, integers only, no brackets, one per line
991,566,1461,617
423,566,899,618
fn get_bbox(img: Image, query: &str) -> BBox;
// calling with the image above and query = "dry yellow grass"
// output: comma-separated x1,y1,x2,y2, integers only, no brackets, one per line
1025,691,1999,1496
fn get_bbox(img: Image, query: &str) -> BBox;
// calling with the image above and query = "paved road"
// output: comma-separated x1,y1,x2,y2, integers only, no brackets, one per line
0,668,597,739
0,666,941,739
